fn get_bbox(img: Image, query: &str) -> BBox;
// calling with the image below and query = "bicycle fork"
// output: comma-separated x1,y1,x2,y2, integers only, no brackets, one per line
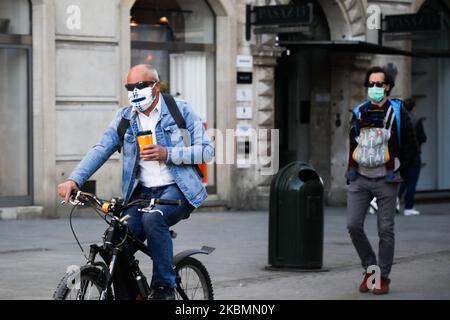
100,248,119,300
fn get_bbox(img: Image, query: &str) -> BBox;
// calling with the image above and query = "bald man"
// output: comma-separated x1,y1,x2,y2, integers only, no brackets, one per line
57,64,214,300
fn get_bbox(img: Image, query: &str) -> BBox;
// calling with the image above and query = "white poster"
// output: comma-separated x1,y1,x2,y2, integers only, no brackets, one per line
236,88,252,102
236,106,252,119
236,55,253,69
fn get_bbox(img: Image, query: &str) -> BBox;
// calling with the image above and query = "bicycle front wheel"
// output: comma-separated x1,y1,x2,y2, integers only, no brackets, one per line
175,257,214,300
53,265,113,300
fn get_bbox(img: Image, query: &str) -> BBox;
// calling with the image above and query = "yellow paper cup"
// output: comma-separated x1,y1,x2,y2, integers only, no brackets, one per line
137,130,153,151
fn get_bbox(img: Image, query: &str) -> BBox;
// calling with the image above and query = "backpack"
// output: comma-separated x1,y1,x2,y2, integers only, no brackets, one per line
352,105,396,168
117,93,204,178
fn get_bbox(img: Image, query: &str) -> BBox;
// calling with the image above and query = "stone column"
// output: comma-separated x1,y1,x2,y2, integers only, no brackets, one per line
230,0,283,209
252,38,283,209
231,31,282,209
215,13,237,205
31,0,57,217
119,0,136,106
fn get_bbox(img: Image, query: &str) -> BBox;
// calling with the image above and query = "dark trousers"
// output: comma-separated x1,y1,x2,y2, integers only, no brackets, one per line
398,154,421,210
347,175,399,279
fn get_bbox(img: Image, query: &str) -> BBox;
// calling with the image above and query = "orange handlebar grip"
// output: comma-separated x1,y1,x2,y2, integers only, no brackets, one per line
102,202,110,213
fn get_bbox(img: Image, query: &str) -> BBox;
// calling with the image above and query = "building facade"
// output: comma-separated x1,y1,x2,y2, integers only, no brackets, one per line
0,0,448,217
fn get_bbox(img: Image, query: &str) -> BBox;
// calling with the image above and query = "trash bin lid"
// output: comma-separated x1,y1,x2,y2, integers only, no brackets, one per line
272,161,323,192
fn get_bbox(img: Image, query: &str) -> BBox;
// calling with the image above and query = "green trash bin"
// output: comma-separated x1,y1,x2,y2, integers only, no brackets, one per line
268,161,324,269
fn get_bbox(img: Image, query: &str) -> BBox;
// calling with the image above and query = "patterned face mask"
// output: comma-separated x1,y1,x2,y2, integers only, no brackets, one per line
128,82,157,112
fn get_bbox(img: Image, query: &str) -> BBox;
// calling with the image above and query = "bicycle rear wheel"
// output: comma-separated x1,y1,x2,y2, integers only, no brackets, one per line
175,257,213,300
53,265,113,300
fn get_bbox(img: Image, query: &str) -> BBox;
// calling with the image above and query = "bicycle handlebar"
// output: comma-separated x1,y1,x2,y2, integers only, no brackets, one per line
154,199,182,206
65,190,181,214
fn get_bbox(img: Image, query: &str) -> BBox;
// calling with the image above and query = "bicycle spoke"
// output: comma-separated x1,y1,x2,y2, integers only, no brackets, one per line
184,267,189,292
87,282,94,300
177,264,208,300
191,279,201,299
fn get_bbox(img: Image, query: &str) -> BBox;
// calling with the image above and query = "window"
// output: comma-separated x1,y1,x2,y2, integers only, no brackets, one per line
0,0,32,206
130,0,215,120
0,0,31,35
130,0,216,191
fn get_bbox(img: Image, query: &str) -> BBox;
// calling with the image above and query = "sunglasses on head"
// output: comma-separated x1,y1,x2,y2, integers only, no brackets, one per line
367,81,385,88
124,80,158,91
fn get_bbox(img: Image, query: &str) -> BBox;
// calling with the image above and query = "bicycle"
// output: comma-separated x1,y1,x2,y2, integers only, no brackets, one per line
53,190,215,300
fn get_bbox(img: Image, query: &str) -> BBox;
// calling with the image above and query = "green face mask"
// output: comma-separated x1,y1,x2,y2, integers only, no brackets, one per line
368,87,385,103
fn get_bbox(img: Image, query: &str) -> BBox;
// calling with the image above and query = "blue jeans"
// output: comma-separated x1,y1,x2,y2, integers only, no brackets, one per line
121,183,194,288
398,154,421,210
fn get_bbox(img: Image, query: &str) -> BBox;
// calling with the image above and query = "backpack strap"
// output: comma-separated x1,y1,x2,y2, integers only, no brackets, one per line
388,98,402,146
352,100,370,136
117,117,130,154
384,106,395,131
162,93,204,179
162,93,186,129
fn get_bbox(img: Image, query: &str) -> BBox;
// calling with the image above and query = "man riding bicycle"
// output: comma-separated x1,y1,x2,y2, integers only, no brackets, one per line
57,64,214,300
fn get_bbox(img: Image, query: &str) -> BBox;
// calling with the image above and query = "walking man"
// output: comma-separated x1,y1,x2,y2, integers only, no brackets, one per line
346,66,418,294
398,98,427,216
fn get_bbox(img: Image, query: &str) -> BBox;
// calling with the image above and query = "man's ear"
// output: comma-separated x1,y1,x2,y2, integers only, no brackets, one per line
152,81,160,95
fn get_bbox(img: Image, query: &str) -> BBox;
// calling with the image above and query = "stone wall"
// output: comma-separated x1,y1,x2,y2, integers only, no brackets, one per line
31,0,133,217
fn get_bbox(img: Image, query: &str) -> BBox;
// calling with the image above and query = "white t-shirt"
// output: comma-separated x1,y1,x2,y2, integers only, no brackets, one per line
135,98,175,188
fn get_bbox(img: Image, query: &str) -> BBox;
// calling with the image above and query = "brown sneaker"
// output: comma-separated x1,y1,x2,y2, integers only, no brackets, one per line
359,272,373,293
372,277,390,295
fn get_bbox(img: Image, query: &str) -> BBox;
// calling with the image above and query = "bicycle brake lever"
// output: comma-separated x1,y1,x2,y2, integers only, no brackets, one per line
69,198,84,206
137,198,156,213
66,191,85,206
120,214,131,223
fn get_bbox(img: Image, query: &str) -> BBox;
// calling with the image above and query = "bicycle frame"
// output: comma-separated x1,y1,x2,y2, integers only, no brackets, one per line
74,194,215,300
85,209,153,300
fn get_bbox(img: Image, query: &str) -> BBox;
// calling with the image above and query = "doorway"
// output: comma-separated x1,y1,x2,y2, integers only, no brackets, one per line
274,0,331,170
411,0,450,191
275,48,312,168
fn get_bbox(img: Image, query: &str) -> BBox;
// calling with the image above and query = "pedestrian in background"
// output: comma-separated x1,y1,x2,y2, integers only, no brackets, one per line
398,98,427,216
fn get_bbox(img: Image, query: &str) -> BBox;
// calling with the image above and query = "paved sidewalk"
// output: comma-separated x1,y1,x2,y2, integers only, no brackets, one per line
0,203,449,300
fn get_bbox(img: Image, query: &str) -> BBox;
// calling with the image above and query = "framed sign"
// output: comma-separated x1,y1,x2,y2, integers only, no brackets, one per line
237,72,253,84
254,4,313,25
385,13,441,33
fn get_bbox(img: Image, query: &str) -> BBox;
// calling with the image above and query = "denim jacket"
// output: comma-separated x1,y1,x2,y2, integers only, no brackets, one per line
68,96,214,208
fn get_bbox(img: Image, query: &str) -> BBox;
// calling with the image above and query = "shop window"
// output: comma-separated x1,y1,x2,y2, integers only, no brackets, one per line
130,0,216,190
